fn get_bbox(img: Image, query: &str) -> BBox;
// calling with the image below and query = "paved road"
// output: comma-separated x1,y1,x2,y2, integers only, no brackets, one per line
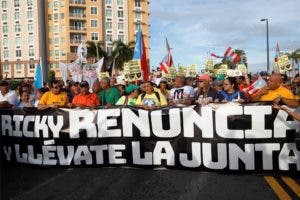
1,163,299,200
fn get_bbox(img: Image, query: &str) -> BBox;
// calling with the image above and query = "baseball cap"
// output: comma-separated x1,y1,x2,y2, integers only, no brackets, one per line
125,84,140,94
68,81,79,87
198,74,211,81
79,81,89,88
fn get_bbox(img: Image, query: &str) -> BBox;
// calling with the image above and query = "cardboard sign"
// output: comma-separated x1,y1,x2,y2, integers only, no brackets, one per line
227,69,243,77
123,60,142,81
177,66,187,77
98,72,110,79
278,55,291,71
237,64,247,74
204,59,214,70
186,64,197,77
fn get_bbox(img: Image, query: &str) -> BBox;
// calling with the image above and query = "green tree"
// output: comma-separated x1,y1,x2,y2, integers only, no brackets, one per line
49,70,55,81
86,40,107,61
285,49,300,71
111,40,135,70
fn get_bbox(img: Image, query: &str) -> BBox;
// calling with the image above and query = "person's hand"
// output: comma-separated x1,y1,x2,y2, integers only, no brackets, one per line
67,103,73,108
260,86,268,95
273,97,282,104
221,99,228,103
50,104,58,108
237,99,245,103
105,103,112,108
272,103,282,110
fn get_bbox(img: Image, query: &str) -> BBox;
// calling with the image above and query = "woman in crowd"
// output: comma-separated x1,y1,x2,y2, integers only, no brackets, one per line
158,79,170,99
17,91,34,108
116,84,140,106
195,74,218,104
216,77,248,103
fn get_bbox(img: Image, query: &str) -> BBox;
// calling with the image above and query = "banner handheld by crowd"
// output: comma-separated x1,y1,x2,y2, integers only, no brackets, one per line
1,103,299,173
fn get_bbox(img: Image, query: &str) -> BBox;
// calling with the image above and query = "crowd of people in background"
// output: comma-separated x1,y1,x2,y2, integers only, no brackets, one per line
0,69,299,121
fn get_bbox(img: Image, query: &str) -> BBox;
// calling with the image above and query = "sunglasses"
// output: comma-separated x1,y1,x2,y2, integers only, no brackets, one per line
54,86,61,89
223,83,230,86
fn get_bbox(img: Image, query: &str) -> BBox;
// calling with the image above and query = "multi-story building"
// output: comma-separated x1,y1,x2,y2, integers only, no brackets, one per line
0,0,43,79
0,0,150,79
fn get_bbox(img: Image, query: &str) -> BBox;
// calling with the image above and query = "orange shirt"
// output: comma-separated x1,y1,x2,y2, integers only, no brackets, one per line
72,93,100,107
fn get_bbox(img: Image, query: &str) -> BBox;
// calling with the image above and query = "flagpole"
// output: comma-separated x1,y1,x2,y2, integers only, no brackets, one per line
39,0,48,82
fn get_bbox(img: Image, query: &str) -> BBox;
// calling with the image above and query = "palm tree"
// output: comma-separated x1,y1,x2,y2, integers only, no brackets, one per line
111,40,135,70
285,49,300,72
86,40,107,61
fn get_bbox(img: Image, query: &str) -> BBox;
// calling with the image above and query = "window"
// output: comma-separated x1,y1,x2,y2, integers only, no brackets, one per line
49,50,53,57
118,10,123,18
61,49,66,56
60,13,64,19
54,13,58,20
3,37,8,46
135,12,141,20
29,63,35,69
118,35,124,42
2,13,7,21
91,0,97,1
105,0,112,4
105,9,112,17
15,37,21,46
118,22,124,30
2,1,7,9
135,0,141,7
91,7,97,14
48,2,52,8
16,50,22,57
91,33,98,40
91,20,98,28
49,38,53,44
15,24,21,32
106,22,112,29
106,34,112,41
4,50,9,58
54,25,58,32
48,14,52,20
29,49,34,56
14,12,20,20
60,25,66,32
61,37,65,44
55,50,59,56
60,1,64,7
27,10,33,18
4,64,9,70
54,37,59,44
54,1,58,8
16,63,22,70
14,0,19,7
107,47,112,55
117,0,123,5
3,25,8,33
28,35,34,44
28,23,33,32
27,0,33,6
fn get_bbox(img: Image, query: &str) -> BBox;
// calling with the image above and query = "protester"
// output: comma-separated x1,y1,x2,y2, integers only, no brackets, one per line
116,84,140,106
115,81,126,97
158,79,170,99
169,76,195,105
38,80,69,109
236,73,251,90
195,74,218,104
212,79,223,92
136,81,167,109
252,73,295,101
272,103,300,121
34,88,49,107
0,80,19,108
72,81,100,108
98,77,120,106
17,91,34,108
92,80,101,94
67,81,80,102
110,77,117,86
216,77,248,103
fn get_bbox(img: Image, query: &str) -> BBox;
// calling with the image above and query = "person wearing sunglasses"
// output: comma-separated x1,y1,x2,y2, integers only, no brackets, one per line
38,80,69,109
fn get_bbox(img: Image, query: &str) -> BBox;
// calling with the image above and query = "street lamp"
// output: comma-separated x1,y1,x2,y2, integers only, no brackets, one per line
260,18,269,72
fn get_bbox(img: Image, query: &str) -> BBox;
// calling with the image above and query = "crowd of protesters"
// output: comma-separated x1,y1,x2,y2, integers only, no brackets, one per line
0,69,299,120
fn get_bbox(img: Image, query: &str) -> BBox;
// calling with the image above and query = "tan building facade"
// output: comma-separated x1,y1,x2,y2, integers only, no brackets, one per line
1,0,150,79
0,0,42,79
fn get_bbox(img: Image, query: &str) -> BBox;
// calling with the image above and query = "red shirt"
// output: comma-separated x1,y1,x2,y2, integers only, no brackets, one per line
72,93,100,107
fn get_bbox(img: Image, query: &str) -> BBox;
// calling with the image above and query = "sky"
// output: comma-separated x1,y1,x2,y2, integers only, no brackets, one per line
148,0,300,73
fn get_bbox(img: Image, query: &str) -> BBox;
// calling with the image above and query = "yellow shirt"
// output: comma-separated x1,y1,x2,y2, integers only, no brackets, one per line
259,85,295,101
136,92,168,107
39,91,68,106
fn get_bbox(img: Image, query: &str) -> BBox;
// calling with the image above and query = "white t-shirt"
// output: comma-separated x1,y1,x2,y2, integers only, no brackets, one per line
170,86,195,100
0,90,19,106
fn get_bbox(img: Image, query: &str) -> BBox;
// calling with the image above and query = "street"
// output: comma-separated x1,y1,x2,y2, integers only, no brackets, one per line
1,163,299,200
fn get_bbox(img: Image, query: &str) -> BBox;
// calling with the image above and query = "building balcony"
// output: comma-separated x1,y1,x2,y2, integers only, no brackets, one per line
69,0,86,7
69,13,86,18
70,39,85,45
69,26,87,32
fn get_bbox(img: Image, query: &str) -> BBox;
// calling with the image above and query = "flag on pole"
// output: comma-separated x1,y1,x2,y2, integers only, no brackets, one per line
34,60,43,89
242,75,267,96
159,38,173,74
133,26,149,81
274,43,280,63
224,47,240,64
210,53,222,58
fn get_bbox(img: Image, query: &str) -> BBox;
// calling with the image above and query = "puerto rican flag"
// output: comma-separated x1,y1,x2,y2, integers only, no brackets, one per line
159,38,173,74
274,43,280,63
224,47,240,63
242,75,267,96
210,53,222,58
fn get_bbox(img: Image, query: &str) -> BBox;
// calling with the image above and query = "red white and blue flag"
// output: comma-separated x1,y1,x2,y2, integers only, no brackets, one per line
159,38,173,74
242,75,267,96
210,53,222,58
224,47,240,63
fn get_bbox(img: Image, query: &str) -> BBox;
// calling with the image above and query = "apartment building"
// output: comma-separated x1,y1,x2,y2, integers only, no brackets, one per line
0,0,150,79
0,0,42,79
